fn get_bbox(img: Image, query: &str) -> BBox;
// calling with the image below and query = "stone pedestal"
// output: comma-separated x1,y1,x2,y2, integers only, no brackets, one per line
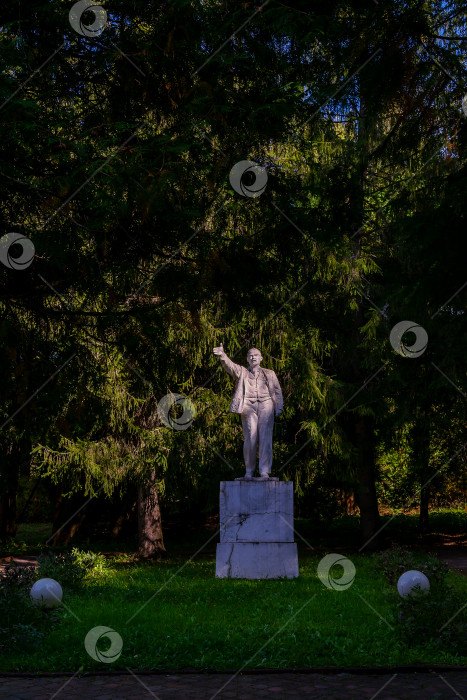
215,480,299,579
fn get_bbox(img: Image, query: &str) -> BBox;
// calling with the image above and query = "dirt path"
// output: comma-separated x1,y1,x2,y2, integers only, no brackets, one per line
433,546,467,577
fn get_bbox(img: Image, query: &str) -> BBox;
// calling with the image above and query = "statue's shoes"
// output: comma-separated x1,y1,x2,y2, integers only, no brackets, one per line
234,475,279,481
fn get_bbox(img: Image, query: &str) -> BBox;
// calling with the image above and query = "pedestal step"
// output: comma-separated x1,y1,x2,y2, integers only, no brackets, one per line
216,542,299,579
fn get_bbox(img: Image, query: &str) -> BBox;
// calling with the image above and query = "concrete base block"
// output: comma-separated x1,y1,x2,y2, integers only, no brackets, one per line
220,480,294,543
215,542,299,579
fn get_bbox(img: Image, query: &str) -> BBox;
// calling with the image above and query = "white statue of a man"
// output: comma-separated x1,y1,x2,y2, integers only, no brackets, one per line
213,344,283,478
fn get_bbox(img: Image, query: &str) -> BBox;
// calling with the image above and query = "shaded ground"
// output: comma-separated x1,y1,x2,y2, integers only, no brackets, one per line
0,555,39,576
1,671,467,699
3,533,467,577
2,511,467,558
434,547,467,577
429,533,467,578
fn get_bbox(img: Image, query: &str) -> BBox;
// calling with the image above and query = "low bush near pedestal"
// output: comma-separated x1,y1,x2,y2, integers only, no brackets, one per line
376,545,467,653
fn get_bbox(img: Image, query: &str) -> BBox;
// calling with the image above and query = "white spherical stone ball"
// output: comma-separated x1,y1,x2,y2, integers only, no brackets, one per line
30,578,63,608
397,570,430,598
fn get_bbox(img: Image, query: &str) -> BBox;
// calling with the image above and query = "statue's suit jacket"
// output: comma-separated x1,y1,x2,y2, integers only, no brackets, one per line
219,354,283,416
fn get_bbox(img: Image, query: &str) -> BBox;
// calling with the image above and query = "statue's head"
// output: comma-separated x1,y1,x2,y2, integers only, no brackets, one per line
247,348,262,369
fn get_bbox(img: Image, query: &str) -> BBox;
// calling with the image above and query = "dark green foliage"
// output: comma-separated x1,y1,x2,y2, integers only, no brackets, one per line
37,548,110,589
0,547,111,654
0,0,466,545
0,562,38,590
375,544,450,587
376,545,467,653
0,563,53,653
397,584,467,653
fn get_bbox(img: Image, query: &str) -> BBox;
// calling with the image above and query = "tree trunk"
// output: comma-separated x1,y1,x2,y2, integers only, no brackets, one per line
111,492,138,537
0,479,18,541
345,86,382,550
137,470,166,559
0,442,24,541
353,415,382,550
0,342,33,540
346,297,383,549
419,484,430,533
49,486,89,545
412,404,433,533
339,489,355,515
413,414,431,533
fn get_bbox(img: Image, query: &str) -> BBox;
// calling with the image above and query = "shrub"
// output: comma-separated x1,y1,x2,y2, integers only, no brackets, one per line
0,562,38,590
375,544,449,586
37,548,110,589
0,563,56,653
37,551,87,589
0,548,111,654
396,583,467,653
375,545,467,654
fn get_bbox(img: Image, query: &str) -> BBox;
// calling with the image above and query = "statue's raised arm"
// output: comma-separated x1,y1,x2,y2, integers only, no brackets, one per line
213,343,243,379
213,344,283,479
212,343,225,357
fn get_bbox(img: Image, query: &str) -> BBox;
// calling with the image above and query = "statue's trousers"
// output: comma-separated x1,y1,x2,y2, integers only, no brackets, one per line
240,398,275,476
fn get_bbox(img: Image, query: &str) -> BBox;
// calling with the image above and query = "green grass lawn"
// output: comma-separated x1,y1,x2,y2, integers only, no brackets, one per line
1,550,467,672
